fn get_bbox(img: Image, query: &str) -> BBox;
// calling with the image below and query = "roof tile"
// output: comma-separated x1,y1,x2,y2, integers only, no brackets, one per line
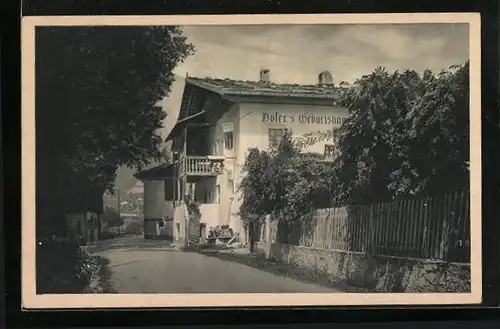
186,77,342,97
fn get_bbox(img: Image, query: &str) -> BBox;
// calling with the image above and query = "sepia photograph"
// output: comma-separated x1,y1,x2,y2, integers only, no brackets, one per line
21,14,481,308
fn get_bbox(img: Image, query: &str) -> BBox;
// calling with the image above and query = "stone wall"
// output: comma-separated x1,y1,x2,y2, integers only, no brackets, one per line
255,242,471,293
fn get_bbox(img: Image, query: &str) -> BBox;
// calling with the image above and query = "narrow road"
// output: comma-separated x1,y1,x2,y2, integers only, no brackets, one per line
97,244,337,293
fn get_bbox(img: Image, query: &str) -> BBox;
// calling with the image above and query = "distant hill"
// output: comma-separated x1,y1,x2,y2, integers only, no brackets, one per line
114,74,185,192
114,141,172,191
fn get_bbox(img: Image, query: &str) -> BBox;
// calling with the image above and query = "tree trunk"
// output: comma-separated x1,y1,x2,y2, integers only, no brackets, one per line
249,221,255,253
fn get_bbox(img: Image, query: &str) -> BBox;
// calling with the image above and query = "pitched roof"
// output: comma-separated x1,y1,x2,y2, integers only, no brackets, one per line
126,181,144,195
186,77,341,100
164,76,347,142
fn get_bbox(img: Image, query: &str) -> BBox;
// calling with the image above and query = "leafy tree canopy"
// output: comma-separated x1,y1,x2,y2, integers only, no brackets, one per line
37,26,194,192
36,26,194,220
336,63,469,205
299,62,469,205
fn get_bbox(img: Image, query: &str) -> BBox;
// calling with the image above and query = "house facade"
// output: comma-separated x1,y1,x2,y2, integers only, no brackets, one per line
137,69,349,246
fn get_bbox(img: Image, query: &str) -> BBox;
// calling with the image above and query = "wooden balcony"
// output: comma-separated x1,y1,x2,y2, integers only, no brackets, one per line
179,155,225,176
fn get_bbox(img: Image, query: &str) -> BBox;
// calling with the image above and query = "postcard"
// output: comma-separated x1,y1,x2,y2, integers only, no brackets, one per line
21,13,481,309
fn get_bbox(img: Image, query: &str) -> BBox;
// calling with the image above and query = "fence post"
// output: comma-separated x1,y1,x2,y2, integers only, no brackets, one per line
368,204,375,254
438,192,454,260
422,197,430,259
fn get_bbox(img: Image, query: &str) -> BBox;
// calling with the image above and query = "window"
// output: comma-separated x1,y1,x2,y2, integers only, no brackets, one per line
203,188,208,203
224,131,234,150
332,128,341,142
179,179,185,201
268,128,288,147
324,144,335,158
323,128,341,159
203,187,213,203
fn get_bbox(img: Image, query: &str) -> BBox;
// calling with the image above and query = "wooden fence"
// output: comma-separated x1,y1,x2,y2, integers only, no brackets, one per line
259,190,470,263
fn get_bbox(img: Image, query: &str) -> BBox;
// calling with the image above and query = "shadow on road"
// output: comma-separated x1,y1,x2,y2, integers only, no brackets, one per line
197,249,370,293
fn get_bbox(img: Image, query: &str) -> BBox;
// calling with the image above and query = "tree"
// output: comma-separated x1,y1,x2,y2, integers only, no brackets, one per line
35,26,194,230
400,63,470,197
239,131,331,224
301,62,470,205
238,148,274,222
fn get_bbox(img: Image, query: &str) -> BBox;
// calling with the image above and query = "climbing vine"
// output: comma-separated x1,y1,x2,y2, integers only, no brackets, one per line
239,131,331,224
185,194,201,219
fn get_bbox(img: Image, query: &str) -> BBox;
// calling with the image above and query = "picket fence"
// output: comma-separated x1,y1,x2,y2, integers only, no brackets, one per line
258,190,470,263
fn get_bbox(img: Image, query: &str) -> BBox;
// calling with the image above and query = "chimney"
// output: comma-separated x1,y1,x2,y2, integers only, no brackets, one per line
259,69,270,83
318,70,334,86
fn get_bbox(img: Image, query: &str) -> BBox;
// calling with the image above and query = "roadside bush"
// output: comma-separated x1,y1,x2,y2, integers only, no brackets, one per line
239,132,331,225
36,234,101,294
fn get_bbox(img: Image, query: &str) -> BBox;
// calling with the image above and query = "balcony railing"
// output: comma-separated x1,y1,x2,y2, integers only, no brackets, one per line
181,155,225,176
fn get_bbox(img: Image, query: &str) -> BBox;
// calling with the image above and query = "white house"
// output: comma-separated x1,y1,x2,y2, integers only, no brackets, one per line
136,69,349,246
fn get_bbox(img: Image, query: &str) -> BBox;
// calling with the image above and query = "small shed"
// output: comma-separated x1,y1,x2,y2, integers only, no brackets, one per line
135,164,176,240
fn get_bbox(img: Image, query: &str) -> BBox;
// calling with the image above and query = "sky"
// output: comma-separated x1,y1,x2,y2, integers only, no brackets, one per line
174,23,469,85
117,23,470,190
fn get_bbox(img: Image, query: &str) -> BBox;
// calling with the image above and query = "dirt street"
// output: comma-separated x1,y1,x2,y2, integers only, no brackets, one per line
97,240,337,293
